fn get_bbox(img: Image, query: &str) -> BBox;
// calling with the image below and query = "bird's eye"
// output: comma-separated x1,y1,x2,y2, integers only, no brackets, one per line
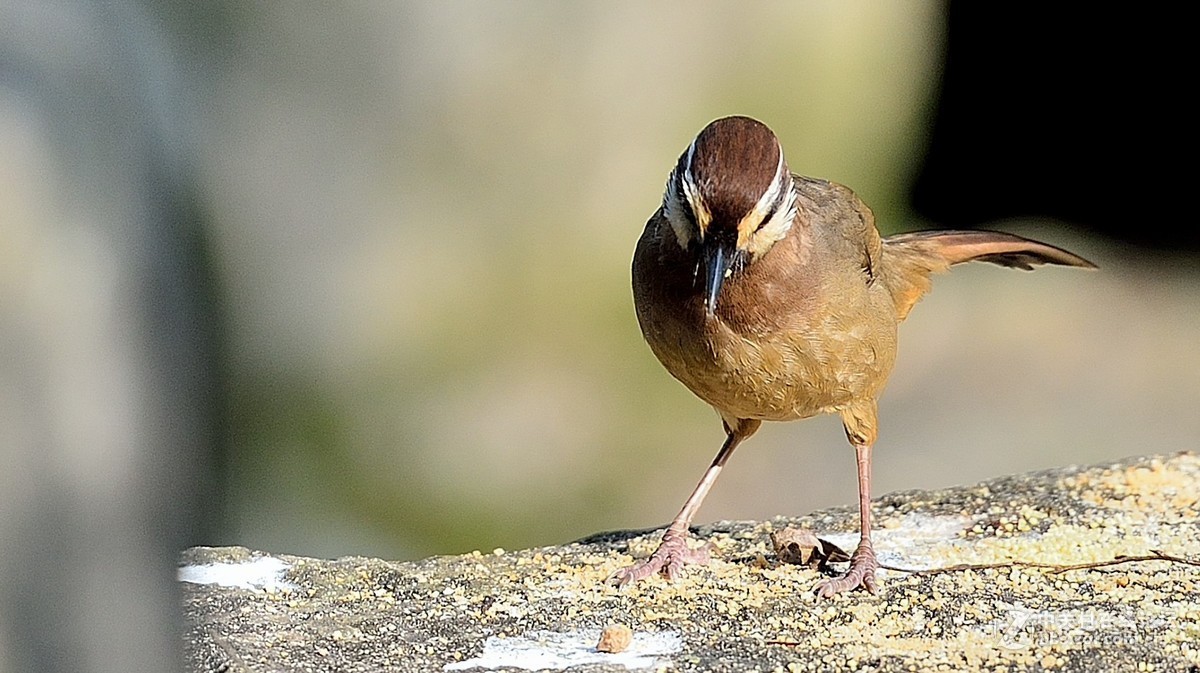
756,205,778,232
676,173,700,228
755,188,787,232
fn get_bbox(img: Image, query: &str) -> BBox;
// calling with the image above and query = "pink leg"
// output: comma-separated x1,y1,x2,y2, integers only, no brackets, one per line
612,419,759,585
816,440,879,597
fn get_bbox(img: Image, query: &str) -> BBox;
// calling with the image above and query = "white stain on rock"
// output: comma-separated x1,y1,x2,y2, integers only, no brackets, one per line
445,629,683,671
177,557,297,591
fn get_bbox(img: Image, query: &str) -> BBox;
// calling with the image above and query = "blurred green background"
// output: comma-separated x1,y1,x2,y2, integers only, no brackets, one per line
199,1,953,559
4,0,1199,641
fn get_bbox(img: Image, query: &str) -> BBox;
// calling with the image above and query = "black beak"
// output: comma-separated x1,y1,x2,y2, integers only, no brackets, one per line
702,235,737,317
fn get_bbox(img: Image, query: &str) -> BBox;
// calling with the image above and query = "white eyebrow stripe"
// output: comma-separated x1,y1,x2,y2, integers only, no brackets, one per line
679,137,713,233
751,145,787,219
683,137,698,191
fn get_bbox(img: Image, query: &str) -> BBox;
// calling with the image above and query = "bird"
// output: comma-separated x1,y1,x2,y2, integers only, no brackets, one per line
618,115,1095,597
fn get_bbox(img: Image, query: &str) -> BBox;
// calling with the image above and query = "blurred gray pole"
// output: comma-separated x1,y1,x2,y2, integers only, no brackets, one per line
1,2,217,671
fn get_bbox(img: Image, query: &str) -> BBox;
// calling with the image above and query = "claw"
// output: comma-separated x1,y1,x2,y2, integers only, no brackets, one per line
815,541,879,598
610,531,712,586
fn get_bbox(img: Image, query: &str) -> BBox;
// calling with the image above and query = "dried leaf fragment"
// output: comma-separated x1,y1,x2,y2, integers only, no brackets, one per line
771,527,850,568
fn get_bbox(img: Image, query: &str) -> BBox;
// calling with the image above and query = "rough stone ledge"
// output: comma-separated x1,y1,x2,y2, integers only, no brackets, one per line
182,453,1200,672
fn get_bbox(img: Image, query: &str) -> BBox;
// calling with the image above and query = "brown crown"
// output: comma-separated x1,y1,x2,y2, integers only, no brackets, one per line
688,116,783,230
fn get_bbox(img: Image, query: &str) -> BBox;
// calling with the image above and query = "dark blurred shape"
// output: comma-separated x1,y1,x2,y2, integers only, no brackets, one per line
912,3,1194,251
0,1,220,671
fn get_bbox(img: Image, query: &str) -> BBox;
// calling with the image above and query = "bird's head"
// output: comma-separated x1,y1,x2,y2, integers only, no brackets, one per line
662,116,798,316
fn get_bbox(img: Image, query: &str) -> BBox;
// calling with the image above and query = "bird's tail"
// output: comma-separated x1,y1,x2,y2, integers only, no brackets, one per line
880,230,1096,321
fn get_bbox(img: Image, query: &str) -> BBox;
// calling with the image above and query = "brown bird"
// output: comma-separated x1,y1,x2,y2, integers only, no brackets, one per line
619,115,1094,597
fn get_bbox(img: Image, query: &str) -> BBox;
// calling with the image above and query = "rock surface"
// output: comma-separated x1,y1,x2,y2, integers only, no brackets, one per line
181,453,1200,672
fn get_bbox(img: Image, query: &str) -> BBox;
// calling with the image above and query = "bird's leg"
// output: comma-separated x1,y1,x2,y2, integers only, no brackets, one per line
817,404,880,597
613,419,759,585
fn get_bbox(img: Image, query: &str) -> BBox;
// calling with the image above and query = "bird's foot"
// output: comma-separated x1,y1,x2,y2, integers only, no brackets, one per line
610,528,712,586
815,540,879,598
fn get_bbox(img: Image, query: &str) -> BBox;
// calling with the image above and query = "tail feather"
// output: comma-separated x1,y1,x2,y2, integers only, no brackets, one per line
881,229,1095,321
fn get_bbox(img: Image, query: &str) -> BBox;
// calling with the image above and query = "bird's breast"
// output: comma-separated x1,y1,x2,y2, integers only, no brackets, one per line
633,239,896,422
641,308,886,422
